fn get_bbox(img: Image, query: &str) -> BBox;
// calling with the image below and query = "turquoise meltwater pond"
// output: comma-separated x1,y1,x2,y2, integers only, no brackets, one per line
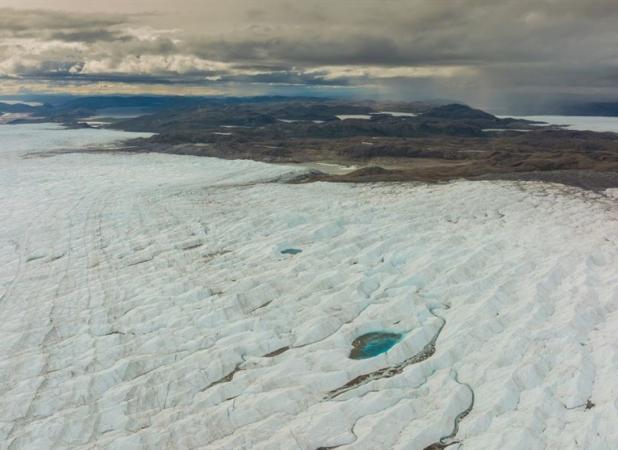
349,332,403,359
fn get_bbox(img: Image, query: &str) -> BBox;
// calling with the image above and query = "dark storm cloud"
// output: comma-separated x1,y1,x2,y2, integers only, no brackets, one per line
49,30,131,43
183,0,618,68
2,1,618,106
0,8,125,37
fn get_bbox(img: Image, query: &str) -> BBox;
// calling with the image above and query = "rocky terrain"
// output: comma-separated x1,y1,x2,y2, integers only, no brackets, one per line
6,96,618,189
104,100,618,189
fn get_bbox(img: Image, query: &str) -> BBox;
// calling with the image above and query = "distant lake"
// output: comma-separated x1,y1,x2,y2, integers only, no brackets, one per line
336,111,418,120
500,115,618,133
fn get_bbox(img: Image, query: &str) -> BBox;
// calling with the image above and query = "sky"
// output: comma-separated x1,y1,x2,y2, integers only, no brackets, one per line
1,0,618,110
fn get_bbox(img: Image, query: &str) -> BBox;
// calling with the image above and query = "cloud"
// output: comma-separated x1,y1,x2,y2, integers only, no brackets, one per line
0,8,125,38
76,55,234,76
49,30,131,43
1,1,618,107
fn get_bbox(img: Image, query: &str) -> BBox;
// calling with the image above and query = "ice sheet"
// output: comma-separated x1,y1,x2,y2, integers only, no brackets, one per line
1,124,618,449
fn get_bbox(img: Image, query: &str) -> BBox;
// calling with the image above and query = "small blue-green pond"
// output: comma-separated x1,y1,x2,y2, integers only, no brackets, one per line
349,332,403,359
281,248,302,255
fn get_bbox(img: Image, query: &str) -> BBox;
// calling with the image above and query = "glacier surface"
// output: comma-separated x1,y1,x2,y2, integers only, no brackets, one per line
1,124,618,449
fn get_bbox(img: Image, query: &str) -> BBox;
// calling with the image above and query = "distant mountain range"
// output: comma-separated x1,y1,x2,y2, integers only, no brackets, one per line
3,95,618,189
4,95,618,120
0,95,447,121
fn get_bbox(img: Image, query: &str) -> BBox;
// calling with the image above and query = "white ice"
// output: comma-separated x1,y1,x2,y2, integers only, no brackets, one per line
1,124,618,449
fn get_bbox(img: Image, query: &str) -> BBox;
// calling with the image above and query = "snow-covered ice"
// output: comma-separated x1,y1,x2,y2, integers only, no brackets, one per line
1,124,618,449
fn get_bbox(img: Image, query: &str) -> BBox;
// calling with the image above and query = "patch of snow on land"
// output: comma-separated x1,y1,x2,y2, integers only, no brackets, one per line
0,100,43,107
1,124,618,449
376,111,418,117
279,119,326,124
482,128,532,133
336,114,373,120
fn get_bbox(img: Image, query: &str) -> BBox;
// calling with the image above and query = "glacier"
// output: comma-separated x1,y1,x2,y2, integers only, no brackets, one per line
1,124,618,449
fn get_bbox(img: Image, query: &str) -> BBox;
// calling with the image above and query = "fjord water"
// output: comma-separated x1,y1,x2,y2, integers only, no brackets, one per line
501,115,618,133
1,123,618,449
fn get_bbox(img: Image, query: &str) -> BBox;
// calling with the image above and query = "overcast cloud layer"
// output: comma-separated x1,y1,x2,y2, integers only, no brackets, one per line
1,0,618,108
